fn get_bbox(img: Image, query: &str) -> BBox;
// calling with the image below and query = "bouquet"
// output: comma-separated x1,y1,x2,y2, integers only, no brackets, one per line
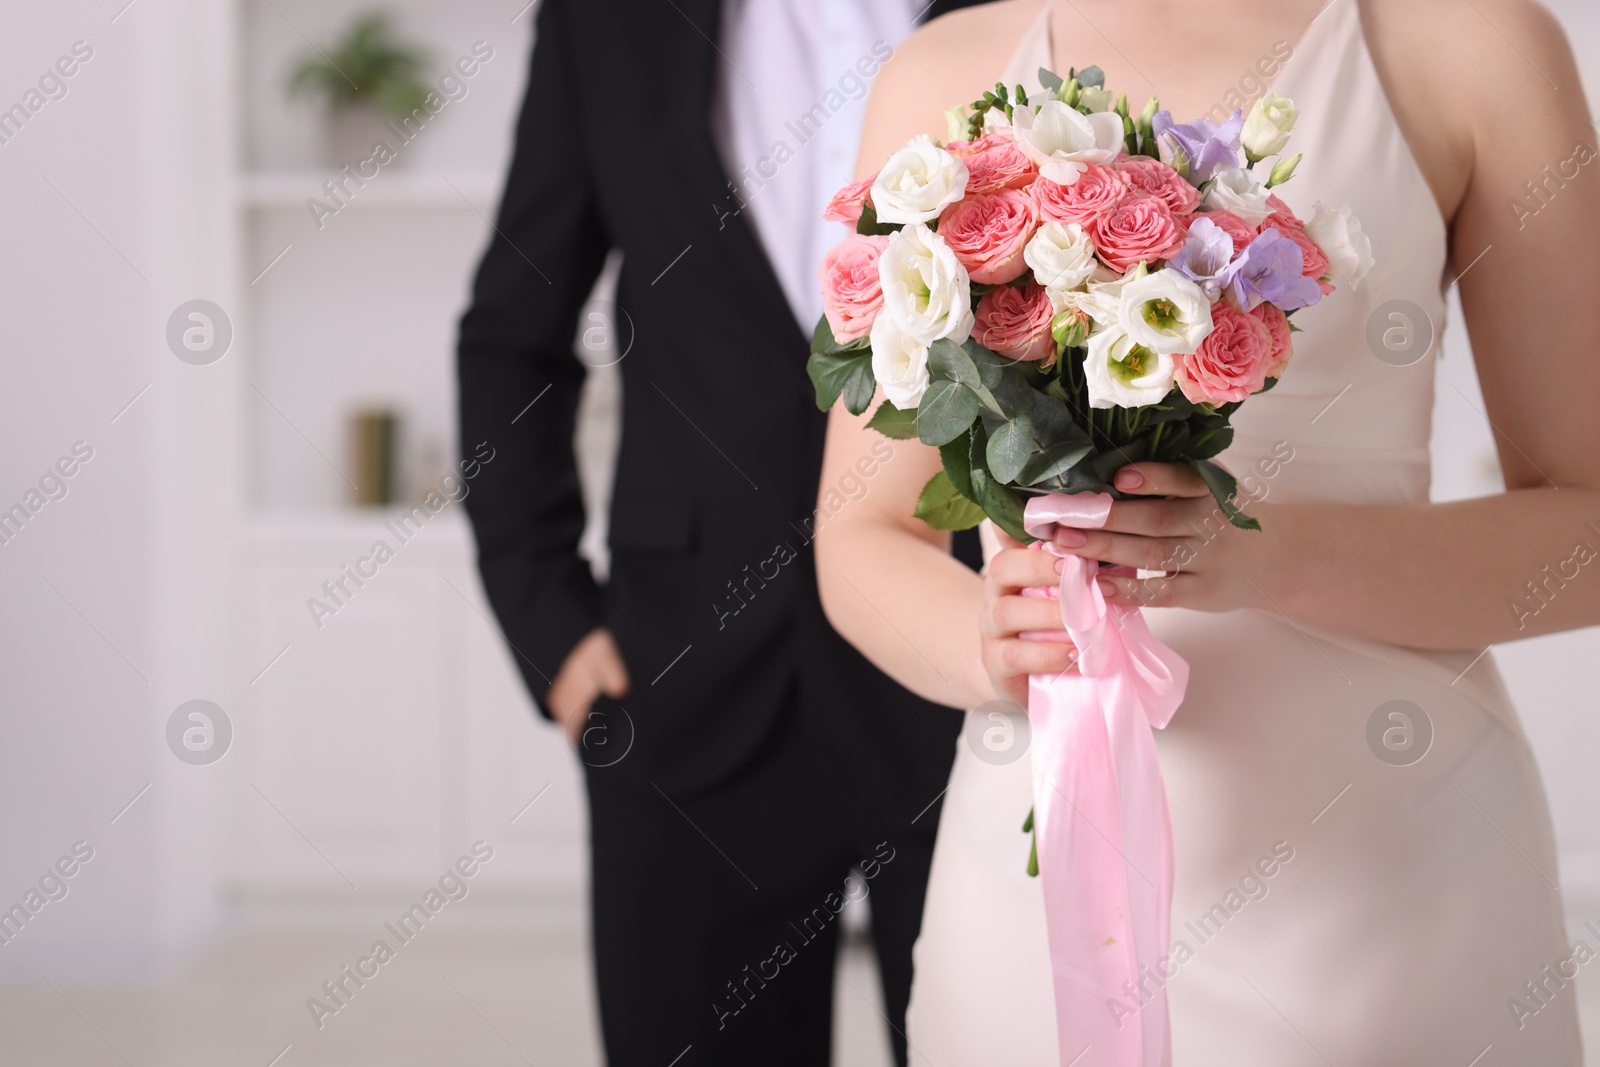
809,67,1371,539
809,67,1371,1067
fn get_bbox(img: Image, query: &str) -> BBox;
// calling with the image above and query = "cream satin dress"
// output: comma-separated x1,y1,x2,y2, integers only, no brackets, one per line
904,1,1584,1063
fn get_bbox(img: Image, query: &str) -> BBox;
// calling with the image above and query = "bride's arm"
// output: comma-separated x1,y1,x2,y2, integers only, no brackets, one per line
822,1,1600,679
1082,3,1600,650
814,19,1072,709
1268,4,1600,648
814,394,988,708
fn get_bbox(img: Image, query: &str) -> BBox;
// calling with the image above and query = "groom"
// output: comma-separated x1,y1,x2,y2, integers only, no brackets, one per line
457,1,985,1065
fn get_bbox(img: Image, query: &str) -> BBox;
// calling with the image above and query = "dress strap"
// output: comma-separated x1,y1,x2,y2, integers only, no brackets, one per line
999,4,1053,100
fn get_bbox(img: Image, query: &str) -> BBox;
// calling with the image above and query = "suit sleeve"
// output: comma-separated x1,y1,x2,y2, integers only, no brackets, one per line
457,0,610,714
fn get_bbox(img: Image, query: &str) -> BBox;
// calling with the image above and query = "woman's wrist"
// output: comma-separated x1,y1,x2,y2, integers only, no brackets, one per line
1237,500,1300,615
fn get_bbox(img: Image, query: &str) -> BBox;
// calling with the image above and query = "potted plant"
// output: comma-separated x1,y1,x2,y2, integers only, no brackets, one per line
287,12,431,167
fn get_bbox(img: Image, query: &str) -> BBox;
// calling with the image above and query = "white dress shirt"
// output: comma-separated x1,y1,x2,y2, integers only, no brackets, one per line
709,0,920,332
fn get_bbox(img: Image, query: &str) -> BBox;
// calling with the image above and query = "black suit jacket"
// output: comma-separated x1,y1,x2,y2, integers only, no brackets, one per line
458,0,986,808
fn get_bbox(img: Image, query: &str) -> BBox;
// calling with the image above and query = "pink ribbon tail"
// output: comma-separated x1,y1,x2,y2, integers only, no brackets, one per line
1022,493,1189,1067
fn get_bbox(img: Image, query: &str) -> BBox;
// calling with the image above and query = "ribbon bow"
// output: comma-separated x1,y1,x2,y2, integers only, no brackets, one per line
1021,492,1189,1067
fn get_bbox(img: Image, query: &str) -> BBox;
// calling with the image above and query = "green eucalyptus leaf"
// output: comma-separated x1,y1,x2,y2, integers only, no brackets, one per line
1038,68,1063,93
985,414,1035,484
914,470,986,531
1019,442,1094,486
1188,458,1261,531
961,338,1009,389
866,400,919,440
929,337,1001,394
988,369,1038,421
969,462,1033,543
917,380,980,446
1076,65,1106,88
939,430,976,502
1028,389,1094,449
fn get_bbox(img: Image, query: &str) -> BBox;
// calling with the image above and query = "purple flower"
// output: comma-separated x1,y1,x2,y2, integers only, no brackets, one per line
1150,110,1245,184
1167,216,1238,299
1225,228,1323,311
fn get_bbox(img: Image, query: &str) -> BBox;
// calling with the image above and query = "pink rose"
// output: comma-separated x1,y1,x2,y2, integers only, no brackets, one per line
817,234,889,342
948,131,1038,194
1265,193,1305,230
1030,163,1128,227
1198,210,1257,256
1252,302,1294,378
823,173,876,225
1088,194,1187,273
1116,157,1200,216
1175,302,1275,404
973,283,1056,362
1273,223,1336,296
938,190,1040,285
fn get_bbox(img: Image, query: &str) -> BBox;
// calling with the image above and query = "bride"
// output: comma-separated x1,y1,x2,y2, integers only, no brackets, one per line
815,0,1598,1062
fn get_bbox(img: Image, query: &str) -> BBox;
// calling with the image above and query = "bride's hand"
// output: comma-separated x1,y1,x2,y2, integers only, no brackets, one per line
1048,462,1273,612
979,524,1080,706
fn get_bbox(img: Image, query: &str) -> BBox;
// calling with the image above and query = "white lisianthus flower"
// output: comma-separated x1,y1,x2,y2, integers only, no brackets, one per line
1077,86,1114,113
1083,325,1176,408
869,313,931,409
1118,269,1215,356
1024,221,1098,294
1305,201,1375,289
1202,166,1274,225
1241,92,1298,160
877,222,973,344
1011,100,1125,185
870,135,970,224
1056,271,1133,327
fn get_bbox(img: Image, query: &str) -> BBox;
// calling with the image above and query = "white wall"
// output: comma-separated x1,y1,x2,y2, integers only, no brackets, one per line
0,0,1596,984
1431,0,1600,913
0,0,234,976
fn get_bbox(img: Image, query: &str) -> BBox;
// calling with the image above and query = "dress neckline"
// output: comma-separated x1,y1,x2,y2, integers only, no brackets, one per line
1002,0,1450,241
1011,0,1347,121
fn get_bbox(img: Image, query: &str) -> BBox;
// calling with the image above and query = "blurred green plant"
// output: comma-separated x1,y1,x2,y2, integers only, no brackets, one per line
287,12,431,118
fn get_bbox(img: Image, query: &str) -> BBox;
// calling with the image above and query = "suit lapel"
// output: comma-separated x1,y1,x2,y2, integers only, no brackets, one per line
659,0,810,345
652,0,991,347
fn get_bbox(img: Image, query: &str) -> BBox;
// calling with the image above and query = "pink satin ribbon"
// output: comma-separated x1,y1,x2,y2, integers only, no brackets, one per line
1021,493,1189,1067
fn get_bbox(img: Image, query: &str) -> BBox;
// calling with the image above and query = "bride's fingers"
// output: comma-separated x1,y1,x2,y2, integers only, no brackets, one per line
980,593,1068,638
1095,571,1201,608
985,547,1064,594
1053,528,1192,574
984,636,1077,679
978,519,1018,571
1090,495,1208,539
1112,462,1210,498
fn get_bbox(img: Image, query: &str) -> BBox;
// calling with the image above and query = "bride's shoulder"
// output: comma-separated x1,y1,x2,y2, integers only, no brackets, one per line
1361,0,1572,73
1359,0,1581,222
853,0,1035,178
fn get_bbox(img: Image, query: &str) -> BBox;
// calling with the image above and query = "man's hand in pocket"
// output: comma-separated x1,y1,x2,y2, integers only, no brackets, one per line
546,628,631,744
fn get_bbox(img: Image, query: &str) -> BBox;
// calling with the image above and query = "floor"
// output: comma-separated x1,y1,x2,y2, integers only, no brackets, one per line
0,927,896,1067
3,925,1598,1066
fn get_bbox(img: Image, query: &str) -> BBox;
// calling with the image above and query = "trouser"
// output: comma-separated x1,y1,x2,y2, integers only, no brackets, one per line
583,698,940,1067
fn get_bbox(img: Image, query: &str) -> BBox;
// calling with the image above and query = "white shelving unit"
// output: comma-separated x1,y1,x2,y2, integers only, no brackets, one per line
225,0,588,915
